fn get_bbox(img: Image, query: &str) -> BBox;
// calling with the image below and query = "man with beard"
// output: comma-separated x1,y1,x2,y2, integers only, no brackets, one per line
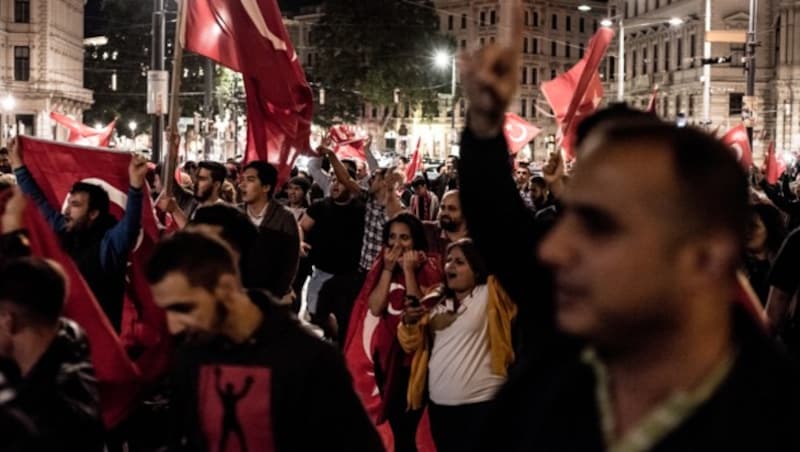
145,232,384,452
8,137,147,331
165,161,228,228
423,190,469,262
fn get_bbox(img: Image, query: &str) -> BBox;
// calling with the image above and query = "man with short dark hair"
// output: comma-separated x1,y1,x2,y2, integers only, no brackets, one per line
8,137,147,331
423,189,468,261
410,176,439,221
457,11,800,450
0,257,104,452
164,160,228,228
145,232,384,452
237,161,300,300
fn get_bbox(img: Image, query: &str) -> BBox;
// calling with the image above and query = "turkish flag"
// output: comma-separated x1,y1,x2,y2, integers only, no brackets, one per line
541,28,613,160
50,112,116,148
721,124,753,169
764,141,786,185
504,113,541,154
181,0,314,186
328,125,367,161
646,87,659,114
405,138,423,183
15,136,171,427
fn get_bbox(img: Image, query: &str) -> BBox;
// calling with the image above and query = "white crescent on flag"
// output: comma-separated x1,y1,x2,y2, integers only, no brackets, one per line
505,122,528,144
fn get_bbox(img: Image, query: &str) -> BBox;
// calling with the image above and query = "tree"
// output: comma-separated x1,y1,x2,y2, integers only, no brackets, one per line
310,0,452,129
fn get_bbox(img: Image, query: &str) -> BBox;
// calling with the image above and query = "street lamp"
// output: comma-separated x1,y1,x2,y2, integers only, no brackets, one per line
578,4,592,12
128,121,138,150
603,17,684,101
433,49,457,134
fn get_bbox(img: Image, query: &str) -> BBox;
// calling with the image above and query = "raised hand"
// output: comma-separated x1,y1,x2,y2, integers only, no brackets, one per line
460,0,524,138
129,153,150,189
7,137,23,169
1,186,26,233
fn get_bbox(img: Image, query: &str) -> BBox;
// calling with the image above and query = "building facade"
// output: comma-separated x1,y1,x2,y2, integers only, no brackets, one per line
616,0,776,160
0,0,92,144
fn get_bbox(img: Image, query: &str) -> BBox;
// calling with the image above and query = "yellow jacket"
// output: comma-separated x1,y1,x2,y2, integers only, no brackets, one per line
397,276,517,410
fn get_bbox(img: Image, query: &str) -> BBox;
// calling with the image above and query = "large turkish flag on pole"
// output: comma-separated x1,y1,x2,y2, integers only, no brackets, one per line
181,0,314,185
15,136,171,427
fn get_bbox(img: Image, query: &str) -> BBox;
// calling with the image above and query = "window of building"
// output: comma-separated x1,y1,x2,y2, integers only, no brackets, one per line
665,41,671,71
552,14,558,30
676,37,683,69
461,39,467,49
642,48,648,75
566,42,571,58
490,10,496,25
729,93,744,116
625,1,629,19
521,99,528,117
448,15,453,30
663,97,669,117
14,46,29,81
480,37,485,46
533,38,539,54
644,0,649,13
531,101,538,118
609,56,616,80
632,50,637,77
690,34,696,59
731,43,745,67
566,16,572,31
676,95,682,114
593,20,598,32
653,44,659,73
551,41,557,56
580,17,585,33
532,67,538,85
480,11,486,27
655,0,660,8
490,36,495,44
522,67,528,85
533,12,539,26
634,0,639,16
524,38,529,53
462,14,467,29
14,0,29,23
551,69,557,79
688,95,694,117
579,43,585,58
525,11,530,26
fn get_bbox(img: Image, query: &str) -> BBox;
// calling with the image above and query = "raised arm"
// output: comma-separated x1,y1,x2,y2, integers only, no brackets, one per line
100,154,147,273
8,138,67,232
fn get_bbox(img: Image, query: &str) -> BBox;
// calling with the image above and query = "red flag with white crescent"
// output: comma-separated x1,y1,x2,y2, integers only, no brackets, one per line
328,125,367,161
405,138,423,182
504,113,541,154
764,141,786,185
721,124,753,169
15,136,171,427
181,0,313,186
50,112,116,148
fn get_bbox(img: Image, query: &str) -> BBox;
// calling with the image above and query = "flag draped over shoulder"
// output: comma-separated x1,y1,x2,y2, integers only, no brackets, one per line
181,0,313,186
13,136,171,427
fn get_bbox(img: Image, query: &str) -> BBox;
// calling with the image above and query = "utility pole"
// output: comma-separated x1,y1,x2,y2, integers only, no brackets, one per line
150,0,165,162
745,0,758,147
702,0,711,126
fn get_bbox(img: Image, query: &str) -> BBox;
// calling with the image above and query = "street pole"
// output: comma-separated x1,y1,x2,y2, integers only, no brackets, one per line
745,0,758,147
203,58,214,159
702,0,711,126
151,0,165,163
450,54,456,131
617,20,625,101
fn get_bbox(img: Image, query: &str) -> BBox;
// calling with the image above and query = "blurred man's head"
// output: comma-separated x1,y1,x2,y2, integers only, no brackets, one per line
240,161,278,205
529,176,547,204
0,148,10,173
286,176,311,207
539,120,748,353
195,161,226,202
63,182,112,232
412,176,429,195
0,258,66,364
515,163,532,187
146,232,243,338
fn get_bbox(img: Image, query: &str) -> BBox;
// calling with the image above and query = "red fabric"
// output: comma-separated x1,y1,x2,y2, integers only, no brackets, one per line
646,87,659,114
540,28,613,160
721,124,753,169
503,113,541,154
50,112,116,148
16,136,171,427
764,141,786,185
405,139,423,183
344,254,442,451
329,125,367,161
182,0,313,187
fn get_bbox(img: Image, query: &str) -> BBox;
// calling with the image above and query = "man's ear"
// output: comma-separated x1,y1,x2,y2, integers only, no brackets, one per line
214,273,240,307
88,209,100,222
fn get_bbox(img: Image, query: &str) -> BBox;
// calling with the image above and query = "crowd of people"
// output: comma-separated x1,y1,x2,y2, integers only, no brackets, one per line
3,6,800,452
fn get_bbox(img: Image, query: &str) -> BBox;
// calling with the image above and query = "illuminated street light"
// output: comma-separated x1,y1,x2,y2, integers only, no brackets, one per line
578,4,592,12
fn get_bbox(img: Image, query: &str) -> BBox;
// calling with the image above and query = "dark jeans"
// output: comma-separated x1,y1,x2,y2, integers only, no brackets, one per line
428,400,494,452
312,270,365,346
383,366,423,452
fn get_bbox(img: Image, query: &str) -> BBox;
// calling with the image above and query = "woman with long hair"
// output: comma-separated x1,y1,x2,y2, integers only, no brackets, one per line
399,238,516,452
345,213,443,452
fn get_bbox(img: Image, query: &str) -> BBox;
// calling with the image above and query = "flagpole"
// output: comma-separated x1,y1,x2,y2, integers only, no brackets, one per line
162,0,186,196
